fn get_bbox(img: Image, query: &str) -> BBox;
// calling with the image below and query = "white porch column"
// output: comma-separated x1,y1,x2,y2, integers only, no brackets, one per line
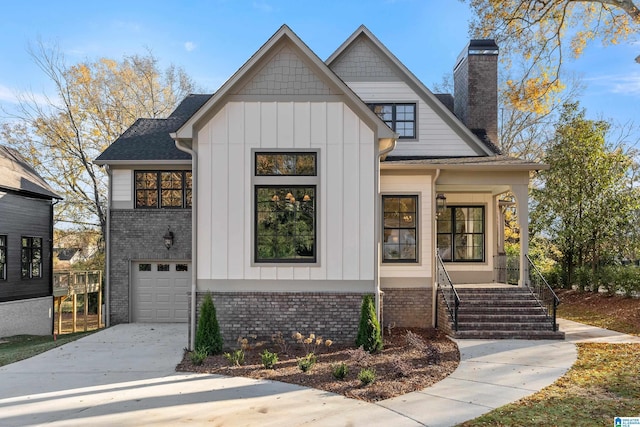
511,184,529,287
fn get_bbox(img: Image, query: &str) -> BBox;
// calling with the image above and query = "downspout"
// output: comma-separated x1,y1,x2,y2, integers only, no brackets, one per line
104,165,112,327
432,169,441,328
376,138,397,323
50,198,60,335
175,139,197,350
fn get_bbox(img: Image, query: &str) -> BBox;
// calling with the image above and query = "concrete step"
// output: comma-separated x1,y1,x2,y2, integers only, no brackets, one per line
457,306,545,315
457,321,556,331
454,329,565,340
457,314,550,323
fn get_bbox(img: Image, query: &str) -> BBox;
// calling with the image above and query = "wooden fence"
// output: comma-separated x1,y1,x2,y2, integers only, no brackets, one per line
53,270,103,335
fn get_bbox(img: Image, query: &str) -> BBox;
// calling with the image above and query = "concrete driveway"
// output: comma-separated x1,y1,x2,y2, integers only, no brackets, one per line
1,320,633,427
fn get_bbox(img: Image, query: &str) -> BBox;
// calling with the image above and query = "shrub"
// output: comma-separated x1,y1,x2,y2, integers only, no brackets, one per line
355,295,383,353
195,293,223,355
260,349,278,369
358,368,376,385
223,349,245,366
405,330,426,350
390,356,412,378
293,332,333,354
332,362,349,380
271,331,290,355
347,346,371,366
297,353,317,372
189,347,208,366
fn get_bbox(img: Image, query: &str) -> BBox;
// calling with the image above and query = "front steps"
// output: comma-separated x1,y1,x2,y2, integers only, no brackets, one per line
442,287,564,340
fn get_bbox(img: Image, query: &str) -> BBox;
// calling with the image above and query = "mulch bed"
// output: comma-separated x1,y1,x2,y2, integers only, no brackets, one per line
176,327,459,402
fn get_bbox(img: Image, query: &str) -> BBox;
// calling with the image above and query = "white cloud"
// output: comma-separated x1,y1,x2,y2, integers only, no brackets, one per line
586,72,640,96
0,84,18,104
252,1,273,12
184,41,196,52
0,84,59,108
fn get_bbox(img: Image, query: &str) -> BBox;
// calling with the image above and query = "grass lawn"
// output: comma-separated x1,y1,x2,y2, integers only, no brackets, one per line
0,332,94,367
460,290,640,426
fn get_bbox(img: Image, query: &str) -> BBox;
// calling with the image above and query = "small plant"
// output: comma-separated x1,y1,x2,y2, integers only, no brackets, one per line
271,331,290,355
293,332,333,354
347,346,371,366
260,349,279,369
195,293,223,355
332,362,349,380
405,330,426,350
237,335,264,352
223,349,245,366
297,353,317,372
355,295,383,353
358,367,376,385
390,356,412,378
189,347,209,366
386,322,396,336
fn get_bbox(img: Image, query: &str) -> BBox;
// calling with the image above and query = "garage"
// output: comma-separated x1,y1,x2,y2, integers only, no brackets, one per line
132,261,190,322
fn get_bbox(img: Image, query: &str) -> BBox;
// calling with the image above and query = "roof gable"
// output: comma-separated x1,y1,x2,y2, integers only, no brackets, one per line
174,25,395,141
327,25,498,157
0,145,61,199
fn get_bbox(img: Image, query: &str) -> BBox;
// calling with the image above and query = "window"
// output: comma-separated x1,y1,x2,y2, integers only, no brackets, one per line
437,206,485,262
0,235,6,280
176,264,188,272
382,196,418,263
157,264,170,272
21,237,42,279
254,152,317,263
368,103,416,139
138,263,151,272
135,171,192,209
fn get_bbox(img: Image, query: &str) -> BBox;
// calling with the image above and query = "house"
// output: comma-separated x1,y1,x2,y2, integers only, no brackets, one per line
0,145,61,337
96,25,561,347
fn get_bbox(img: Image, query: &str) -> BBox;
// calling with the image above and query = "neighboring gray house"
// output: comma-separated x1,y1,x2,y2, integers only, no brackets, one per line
0,145,61,337
97,25,560,348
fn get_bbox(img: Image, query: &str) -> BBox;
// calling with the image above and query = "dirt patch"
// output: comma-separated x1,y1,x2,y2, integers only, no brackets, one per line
177,328,459,402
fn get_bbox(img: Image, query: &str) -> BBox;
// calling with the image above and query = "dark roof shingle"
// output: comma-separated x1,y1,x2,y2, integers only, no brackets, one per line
0,145,61,199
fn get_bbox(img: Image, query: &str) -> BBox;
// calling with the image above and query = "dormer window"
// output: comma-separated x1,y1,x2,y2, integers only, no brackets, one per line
368,103,416,139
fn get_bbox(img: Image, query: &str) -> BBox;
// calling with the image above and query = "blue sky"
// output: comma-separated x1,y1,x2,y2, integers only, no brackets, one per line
1,0,638,145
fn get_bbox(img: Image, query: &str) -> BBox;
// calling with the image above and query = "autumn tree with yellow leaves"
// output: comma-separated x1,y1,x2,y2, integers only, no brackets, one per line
1,42,196,237
466,0,640,114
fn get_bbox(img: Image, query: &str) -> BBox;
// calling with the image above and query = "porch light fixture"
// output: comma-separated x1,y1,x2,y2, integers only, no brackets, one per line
436,193,447,217
163,227,174,250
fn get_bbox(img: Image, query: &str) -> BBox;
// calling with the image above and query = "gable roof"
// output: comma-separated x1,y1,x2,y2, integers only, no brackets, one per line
326,25,499,157
173,25,396,142
94,94,211,165
0,145,61,199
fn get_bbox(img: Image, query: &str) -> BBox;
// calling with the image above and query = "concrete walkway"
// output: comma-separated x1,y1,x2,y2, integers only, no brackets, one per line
0,321,637,427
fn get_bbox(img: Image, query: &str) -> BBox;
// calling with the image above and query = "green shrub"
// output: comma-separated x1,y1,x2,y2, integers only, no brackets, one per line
223,349,245,366
332,362,349,380
297,353,316,372
574,266,596,292
358,367,376,385
355,295,383,353
260,349,278,369
189,347,208,365
195,293,223,355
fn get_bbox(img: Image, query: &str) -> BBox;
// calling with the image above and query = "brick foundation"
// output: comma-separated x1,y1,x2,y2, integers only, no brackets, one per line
381,288,432,329
191,291,366,349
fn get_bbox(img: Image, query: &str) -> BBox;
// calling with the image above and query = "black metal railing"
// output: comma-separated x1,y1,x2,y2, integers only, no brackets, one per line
525,255,560,331
493,254,520,284
436,253,460,332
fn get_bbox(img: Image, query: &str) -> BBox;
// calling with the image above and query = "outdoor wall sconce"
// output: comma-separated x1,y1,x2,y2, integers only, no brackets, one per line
436,193,447,217
163,227,174,250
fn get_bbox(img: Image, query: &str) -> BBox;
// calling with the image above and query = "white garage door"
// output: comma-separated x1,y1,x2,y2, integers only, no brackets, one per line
132,262,190,323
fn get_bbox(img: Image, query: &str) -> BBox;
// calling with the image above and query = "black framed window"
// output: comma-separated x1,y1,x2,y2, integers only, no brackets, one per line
0,235,6,280
254,151,318,263
21,236,42,279
135,171,192,209
382,196,418,262
368,103,416,139
437,206,485,262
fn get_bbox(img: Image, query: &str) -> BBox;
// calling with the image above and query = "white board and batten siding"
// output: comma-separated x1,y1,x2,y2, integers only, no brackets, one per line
380,174,433,282
197,101,376,287
346,81,477,158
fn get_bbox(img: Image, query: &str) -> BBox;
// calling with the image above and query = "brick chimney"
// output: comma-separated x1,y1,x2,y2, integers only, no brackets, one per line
453,39,499,148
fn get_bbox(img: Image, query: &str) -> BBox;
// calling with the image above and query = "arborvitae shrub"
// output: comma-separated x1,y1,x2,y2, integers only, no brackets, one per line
195,292,223,355
355,294,383,353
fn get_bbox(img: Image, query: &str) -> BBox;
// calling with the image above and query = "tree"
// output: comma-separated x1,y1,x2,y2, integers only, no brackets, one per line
466,0,640,113
355,295,383,353
195,293,223,354
1,41,196,237
531,102,640,286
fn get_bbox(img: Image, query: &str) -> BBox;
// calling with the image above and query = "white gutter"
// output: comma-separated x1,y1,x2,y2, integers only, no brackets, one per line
104,165,112,327
432,168,441,328
174,138,197,350
376,138,397,323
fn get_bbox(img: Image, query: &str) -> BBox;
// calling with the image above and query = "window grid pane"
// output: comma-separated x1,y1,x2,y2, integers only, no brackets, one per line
21,237,43,279
0,235,6,280
255,153,317,176
135,171,192,209
383,195,418,263
437,206,485,262
368,103,416,139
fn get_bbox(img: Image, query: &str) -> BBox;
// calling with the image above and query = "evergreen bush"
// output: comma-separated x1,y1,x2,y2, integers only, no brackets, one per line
195,292,223,355
355,294,383,353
